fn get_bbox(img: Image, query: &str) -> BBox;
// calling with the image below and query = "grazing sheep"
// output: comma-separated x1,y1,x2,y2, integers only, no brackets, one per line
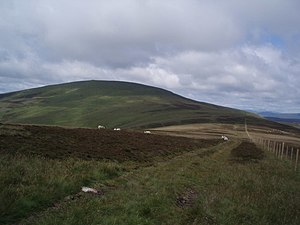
221,135,229,141
98,125,105,129
144,130,151,134
113,128,121,131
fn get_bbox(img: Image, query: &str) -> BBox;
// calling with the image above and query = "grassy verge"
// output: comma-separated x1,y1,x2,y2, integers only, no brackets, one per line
19,141,300,225
0,154,125,224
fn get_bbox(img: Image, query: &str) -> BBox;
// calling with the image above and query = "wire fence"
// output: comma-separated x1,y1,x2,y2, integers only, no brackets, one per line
254,138,299,171
245,121,299,171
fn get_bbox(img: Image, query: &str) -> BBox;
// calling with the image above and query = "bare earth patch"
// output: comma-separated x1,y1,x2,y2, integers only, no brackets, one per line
176,189,198,208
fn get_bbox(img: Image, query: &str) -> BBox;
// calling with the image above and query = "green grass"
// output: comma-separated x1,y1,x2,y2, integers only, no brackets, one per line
0,123,221,224
0,154,125,224
0,80,289,131
15,141,300,225
230,141,265,163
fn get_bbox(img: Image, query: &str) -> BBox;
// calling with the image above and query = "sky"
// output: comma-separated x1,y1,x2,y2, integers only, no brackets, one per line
0,0,300,113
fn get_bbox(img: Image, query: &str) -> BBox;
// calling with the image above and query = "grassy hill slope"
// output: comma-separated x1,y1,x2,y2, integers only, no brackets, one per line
1,123,299,224
0,80,296,130
0,123,220,224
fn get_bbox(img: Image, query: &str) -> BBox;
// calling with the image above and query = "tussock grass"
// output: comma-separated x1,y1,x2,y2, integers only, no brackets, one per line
21,141,300,225
230,141,265,163
0,154,124,224
0,123,222,224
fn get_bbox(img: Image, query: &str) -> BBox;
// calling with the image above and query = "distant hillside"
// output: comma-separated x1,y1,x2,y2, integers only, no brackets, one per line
264,117,300,124
0,80,297,131
258,112,300,120
257,112,300,129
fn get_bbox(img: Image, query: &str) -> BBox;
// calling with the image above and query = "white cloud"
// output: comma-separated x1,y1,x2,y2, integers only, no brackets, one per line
0,0,300,112
1,43,299,112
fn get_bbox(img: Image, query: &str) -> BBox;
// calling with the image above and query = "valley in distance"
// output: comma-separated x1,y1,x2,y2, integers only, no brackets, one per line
1,80,299,225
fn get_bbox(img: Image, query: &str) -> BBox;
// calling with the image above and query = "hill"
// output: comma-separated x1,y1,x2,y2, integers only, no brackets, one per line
258,112,300,120
1,123,299,225
0,80,297,131
257,112,300,129
0,123,220,224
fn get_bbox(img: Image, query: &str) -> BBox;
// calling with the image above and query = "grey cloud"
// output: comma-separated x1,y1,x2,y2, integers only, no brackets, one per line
2,44,298,112
0,0,300,112
150,45,300,111
0,46,300,111
0,0,242,67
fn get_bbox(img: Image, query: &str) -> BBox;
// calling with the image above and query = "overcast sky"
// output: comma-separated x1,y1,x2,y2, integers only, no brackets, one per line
1,0,300,112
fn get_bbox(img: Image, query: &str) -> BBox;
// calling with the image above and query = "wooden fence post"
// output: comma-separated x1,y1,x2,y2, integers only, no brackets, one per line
281,142,285,160
291,147,294,161
295,149,299,171
278,144,281,158
268,140,270,151
279,143,281,158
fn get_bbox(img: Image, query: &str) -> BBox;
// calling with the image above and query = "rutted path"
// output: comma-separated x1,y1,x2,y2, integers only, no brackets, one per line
19,140,239,225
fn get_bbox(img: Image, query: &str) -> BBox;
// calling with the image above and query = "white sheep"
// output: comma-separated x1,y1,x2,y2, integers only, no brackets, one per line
221,135,229,141
144,130,151,134
98,125,105,129
113,128,121,131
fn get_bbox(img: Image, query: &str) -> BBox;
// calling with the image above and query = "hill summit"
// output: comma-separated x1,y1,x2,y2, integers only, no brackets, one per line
0,80,282,128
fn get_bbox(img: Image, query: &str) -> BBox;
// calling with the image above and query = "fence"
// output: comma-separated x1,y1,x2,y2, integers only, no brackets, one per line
245,121,299,171
253,138,299,172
